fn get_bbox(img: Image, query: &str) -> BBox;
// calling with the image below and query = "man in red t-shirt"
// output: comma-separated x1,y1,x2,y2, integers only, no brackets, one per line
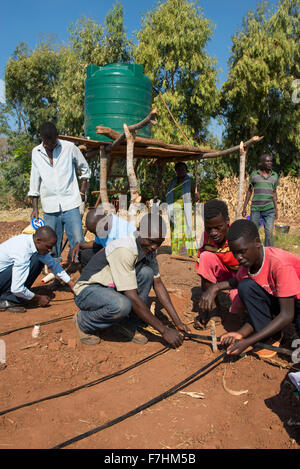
202,219,300,356
194,199,244,328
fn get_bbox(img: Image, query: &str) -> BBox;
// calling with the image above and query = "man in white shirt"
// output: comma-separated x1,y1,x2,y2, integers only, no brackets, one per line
0,226,74,313
28,122,91,263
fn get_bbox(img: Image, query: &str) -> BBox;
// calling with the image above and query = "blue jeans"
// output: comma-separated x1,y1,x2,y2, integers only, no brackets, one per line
250,209,275,246
75,265,154,334
0,253,44,304
44,207,84,263
238,278,300,336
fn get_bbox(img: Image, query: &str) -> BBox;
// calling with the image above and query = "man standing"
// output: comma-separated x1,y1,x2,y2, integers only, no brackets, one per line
242,154,279,246
28,122,91,263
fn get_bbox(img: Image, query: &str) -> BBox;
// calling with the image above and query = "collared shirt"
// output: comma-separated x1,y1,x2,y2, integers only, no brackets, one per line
74,233,160,296
250,170,279,212
0,234,71,301
28,139,91,213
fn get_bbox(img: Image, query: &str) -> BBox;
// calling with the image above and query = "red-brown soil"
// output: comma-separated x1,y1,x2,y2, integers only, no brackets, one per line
0,220,300,450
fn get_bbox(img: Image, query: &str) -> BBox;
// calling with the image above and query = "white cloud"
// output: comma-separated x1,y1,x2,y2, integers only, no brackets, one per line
0,79,6,104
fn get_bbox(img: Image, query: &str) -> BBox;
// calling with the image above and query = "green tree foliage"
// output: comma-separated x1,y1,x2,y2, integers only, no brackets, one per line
0,129,34,208
134,0,220,202
135,0,220,145
3,40,59,206
5,40,60,136
221,0,300,175
1,2,133,207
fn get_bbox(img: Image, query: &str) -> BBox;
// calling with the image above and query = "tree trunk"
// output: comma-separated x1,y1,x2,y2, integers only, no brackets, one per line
124,124,141,204
99,146,111,212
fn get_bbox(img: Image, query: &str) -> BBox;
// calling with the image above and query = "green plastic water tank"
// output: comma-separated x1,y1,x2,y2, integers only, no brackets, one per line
84,63,152,142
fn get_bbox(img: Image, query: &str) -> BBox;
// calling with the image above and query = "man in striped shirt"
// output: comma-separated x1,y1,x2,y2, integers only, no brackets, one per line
242,154,279,246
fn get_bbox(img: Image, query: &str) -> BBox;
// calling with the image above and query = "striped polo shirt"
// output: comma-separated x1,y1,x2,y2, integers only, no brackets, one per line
249,170,279,212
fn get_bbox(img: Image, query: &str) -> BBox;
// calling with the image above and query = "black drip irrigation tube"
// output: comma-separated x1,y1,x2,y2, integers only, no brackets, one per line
51,352,226,450
184,332,294,357
0,346,169,417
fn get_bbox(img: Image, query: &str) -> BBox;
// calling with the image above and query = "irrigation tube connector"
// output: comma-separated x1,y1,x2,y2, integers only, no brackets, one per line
0,346,169,417
51,351,227,449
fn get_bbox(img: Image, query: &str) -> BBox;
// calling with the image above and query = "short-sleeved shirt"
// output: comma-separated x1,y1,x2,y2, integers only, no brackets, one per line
196,231,240,272
28,139,91,213
249,170,279,212
0,234,70,300
94,214,136,247
236,247,300,300
73,233,160,296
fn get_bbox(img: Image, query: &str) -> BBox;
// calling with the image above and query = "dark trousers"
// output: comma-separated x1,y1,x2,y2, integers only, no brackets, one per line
0,253,44,304
238,278,300,336
79,243,102,269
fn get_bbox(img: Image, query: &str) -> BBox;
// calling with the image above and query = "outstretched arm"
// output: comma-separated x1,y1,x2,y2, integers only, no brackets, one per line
124,288,184,348
153,276,191,334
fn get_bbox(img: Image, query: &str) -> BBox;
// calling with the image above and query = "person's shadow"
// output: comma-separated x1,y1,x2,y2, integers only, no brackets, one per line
265,371,300,445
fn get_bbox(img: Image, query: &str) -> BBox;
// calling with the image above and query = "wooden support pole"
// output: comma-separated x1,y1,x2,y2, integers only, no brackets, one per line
124,124,141,204
105,107,158,151
235,141,247,220
202,135,263,159
96,126,216,155
98,146,111,211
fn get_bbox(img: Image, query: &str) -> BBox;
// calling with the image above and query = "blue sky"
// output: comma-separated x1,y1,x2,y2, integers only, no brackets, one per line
0,0,279,135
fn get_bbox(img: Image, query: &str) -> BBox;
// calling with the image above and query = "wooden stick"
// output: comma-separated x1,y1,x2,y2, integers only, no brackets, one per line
209,320,218,353
235,141,247,220
106,108,158,151
202,135,263,159
96,126,216,154
98,146,110,210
